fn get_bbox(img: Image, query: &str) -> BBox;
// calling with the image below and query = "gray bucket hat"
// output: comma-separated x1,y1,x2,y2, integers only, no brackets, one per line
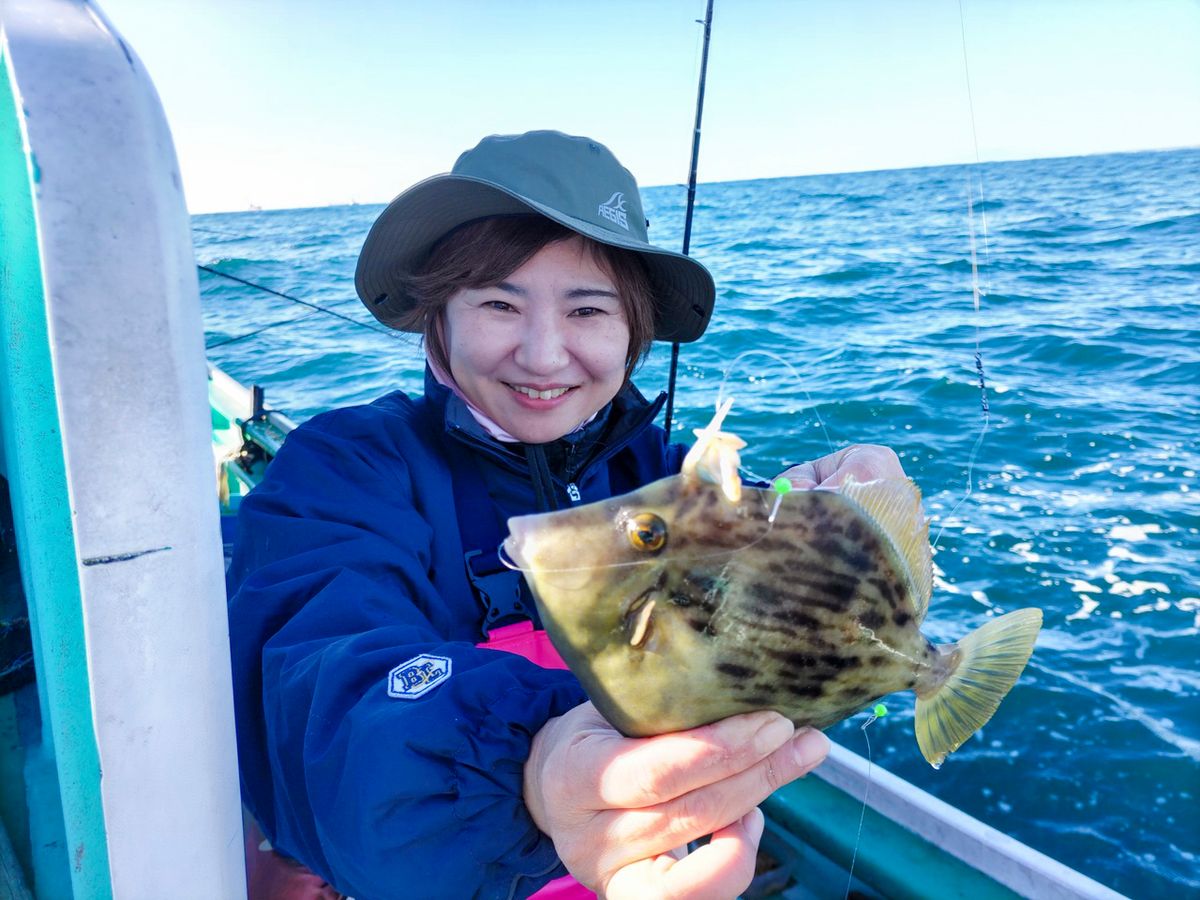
355,130,715,343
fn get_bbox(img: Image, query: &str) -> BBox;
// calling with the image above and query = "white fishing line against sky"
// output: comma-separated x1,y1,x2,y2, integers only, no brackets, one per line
94,0,1200,214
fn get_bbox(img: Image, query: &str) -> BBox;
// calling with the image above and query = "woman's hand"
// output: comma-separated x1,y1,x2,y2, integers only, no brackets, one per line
524,702,829,899
780,444,905,490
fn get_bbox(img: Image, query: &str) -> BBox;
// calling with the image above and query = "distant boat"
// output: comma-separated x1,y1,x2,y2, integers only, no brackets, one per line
0,0,1125,897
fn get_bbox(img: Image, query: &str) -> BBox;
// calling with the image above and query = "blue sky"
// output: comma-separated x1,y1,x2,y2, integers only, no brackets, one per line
97,0,1200,214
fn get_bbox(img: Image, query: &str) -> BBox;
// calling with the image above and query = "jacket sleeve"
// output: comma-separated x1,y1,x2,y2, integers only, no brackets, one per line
227,407,586,900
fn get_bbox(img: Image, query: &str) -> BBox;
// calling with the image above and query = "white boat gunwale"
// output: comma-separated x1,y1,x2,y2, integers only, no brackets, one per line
1,0,246,895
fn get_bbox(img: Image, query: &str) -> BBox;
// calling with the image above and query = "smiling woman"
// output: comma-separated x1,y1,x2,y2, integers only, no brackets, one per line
441,236,632,445
398,215,657,444
224,130,906,900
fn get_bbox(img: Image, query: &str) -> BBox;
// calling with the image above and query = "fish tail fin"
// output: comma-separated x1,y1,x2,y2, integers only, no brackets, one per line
915,607,1042,768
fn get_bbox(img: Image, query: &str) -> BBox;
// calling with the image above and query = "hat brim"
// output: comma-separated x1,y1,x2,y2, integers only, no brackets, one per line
355,174,714,343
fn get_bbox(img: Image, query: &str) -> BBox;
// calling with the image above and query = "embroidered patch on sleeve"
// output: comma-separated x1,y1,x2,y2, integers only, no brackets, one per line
387,654,452,699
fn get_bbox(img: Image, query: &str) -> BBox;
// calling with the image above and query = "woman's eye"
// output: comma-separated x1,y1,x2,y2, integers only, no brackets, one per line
573,307,619,321
484,300,513,312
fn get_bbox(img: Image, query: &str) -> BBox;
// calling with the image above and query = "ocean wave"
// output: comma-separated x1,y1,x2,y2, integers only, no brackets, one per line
807,261,896,283
1026,660,1200,762
1129,211,1200,232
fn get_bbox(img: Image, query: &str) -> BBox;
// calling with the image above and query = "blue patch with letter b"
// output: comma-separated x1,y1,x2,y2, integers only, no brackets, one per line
387,654,452,699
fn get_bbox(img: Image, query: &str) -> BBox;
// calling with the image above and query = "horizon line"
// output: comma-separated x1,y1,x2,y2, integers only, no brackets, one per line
190,144,1198,218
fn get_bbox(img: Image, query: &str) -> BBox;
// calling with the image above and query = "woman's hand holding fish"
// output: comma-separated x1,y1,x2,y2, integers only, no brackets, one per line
781,443,905,490
524,701,830,899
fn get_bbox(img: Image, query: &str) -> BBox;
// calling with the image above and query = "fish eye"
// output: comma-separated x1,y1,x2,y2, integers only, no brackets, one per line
626,513,667,554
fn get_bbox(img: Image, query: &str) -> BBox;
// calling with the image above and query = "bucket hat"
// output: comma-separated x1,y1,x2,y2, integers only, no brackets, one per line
355,130,715,343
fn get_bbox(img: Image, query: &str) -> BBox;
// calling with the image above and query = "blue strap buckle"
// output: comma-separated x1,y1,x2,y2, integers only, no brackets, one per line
464,549,529,637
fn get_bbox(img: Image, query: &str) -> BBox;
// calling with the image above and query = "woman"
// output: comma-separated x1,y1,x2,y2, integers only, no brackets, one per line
228,130,905,899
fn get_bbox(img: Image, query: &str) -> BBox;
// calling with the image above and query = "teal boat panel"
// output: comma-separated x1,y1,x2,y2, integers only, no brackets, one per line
0,44,113,899
762,776,1020,900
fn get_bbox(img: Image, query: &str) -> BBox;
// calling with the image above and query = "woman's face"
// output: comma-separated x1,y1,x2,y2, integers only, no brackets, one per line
444,237,631,444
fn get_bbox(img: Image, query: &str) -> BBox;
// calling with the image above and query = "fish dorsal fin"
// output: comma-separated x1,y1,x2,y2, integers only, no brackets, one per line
839,476,933,622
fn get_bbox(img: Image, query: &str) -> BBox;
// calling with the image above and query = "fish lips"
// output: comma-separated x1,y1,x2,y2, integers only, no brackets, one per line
502,513,594,592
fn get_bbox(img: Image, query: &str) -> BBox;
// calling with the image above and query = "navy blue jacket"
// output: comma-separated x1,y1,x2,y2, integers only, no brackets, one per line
227,371,688,899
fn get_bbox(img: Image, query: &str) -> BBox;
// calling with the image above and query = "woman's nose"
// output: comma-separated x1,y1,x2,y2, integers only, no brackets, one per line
514,314,569,374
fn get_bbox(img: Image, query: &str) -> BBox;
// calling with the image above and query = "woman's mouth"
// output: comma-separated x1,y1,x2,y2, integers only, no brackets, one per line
506,383,575,401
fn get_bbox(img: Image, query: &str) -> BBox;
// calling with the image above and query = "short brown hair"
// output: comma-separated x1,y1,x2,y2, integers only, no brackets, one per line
394,215,656,384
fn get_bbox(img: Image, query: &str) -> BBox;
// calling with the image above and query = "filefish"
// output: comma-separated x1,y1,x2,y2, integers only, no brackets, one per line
504,415,1042,768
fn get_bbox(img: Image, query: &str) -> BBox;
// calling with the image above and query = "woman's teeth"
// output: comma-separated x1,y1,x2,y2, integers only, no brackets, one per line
510,384,570,400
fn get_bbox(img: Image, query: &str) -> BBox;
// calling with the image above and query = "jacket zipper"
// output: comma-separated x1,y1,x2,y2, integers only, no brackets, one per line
446,396,665,499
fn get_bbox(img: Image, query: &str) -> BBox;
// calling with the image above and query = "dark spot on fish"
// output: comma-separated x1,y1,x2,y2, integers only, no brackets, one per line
768,608,822,629
893,609,912,627
740,695,771,706
781,577,859,613
765,648,818,669
820,653,861,670
784,682,825,699
859,609,886,630
670,594,693,607
812,537,872,573
870,577,899,606
717,662,757,679
847,520,864,542
746,582,785,607
868,654,889,667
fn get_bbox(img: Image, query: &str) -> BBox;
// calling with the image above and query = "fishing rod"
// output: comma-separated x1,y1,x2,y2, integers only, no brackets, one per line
663,0,715,438
198,264,399,349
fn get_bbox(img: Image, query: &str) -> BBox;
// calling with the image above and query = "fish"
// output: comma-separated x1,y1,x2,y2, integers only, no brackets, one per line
503,415,1042,768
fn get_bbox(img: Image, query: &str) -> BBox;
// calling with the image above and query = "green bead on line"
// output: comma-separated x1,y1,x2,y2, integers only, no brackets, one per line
873,703,888,718
772,477,793,495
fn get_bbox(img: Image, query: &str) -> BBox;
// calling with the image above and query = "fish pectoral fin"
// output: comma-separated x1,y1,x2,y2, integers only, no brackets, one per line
623,593,661,649
914,608,1042,768
629,599,656,648
840,476,933,622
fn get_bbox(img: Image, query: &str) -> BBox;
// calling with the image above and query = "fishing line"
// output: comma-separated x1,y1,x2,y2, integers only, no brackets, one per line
204,300,369,349
496,481,788,576
710,348,835,481
932,0,995,549
198,264,401,348
843,703,887,899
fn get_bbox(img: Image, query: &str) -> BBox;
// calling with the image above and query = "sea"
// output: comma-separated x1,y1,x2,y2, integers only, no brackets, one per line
194,147,1200,898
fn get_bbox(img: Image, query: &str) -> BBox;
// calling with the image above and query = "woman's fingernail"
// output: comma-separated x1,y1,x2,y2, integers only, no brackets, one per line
792,727,831,767
744,807,765,842
753,714,795,756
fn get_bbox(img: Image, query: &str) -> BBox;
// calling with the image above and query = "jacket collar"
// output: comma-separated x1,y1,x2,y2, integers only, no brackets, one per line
424,366,666,478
